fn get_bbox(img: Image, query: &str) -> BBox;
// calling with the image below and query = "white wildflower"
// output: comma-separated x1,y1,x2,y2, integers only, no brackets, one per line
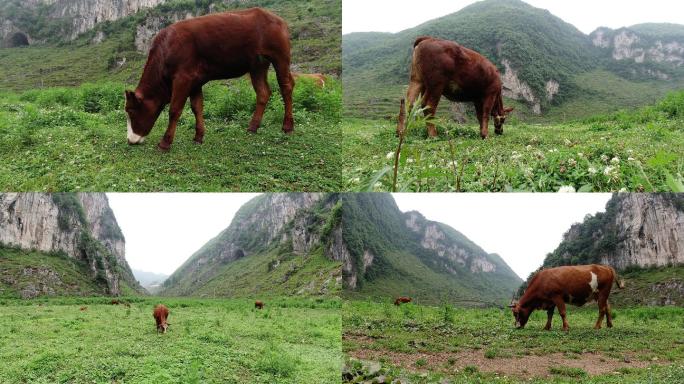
386,152,395,160
618,188,628,193
564,138,572,146
628,157,636,162
610,156,620,165
568,158,577,167
577,152,584,158
588,166,598,175
600,154,609,163
511,151,522,160
407,158,415,163
526,144,533,151
558,185,576,193
524,167,534,178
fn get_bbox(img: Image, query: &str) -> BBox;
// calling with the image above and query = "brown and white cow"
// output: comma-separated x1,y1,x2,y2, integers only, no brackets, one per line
394,296,412,306
398,36,514,138
125,8,295,151
153,304,170,334
510,264,624,331
255,300,264,309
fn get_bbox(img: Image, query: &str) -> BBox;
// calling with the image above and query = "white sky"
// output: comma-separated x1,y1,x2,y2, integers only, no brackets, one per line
107,193,260,275
393,193,611,279
342,0,684,35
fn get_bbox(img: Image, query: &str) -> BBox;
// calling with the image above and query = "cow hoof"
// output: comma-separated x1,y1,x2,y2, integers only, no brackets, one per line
283,129,294,135
247,128,258,134
157,142,171,152
495,130,503,135
193,138,204,145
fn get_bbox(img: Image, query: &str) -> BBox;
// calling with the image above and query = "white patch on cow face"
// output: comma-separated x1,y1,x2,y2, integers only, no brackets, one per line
589,272,599,293
126,115,145,144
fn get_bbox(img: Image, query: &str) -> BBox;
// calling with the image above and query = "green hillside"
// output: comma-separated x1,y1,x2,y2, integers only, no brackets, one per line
161,194,342,297
0,0,341,91
341,193,522,306
342,0,683,118
0,247,138,298
163,246,341,298
610,266,684,307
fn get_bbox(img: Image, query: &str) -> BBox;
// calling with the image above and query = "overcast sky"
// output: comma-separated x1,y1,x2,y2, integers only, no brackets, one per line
393,193,611,279
107,193,260,275
343,0,684,35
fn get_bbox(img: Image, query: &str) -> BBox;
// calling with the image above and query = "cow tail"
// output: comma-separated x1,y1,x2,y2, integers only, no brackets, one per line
612,267,625,289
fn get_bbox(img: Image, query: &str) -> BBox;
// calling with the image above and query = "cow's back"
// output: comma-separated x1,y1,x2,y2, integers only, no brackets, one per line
412,37,501,96
148,8,289,77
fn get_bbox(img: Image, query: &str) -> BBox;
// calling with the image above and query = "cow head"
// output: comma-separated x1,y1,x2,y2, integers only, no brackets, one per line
493,107,514,132
125,90,163,145
509,300,530,329
157,321,168,334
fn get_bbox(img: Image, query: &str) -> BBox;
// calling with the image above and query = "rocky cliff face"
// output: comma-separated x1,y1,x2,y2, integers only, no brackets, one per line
590,26,684,80
0,0,165,43
0,193,143,296
161,193,343,296
548,193,683,270
404,211,499,274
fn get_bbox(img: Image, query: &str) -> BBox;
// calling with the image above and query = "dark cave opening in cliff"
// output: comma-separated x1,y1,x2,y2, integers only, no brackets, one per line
6,32,29,48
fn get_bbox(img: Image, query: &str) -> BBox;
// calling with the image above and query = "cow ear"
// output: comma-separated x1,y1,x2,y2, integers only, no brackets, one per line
125,90,142,106
504,106,515,114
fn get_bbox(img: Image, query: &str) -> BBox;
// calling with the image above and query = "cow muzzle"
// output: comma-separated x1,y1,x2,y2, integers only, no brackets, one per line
127,116,146,145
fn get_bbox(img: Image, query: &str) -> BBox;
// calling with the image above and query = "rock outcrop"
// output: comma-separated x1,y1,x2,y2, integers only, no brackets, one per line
0,193,144,296
548,193,683,270
589,25,684,80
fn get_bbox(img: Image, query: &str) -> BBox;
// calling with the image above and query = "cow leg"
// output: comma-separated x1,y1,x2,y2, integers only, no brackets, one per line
605,302,613,328
272,60,294,134
479,97,496,139
397,80,424,135
190,88,205,144
552,298,569,331
159,78,192,151
422,89,443,137
595,293,610,329
544,306,555,330
247,63,272,133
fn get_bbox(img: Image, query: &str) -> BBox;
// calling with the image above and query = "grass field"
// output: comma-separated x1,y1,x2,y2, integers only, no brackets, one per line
343,91,684,192
343,300,684,383
0,77,341,191
0,296,341,383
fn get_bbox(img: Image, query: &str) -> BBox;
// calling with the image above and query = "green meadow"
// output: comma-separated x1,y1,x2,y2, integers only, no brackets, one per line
343,300,684,383
0,296,341,383
343,91,684,192
0,77,341,191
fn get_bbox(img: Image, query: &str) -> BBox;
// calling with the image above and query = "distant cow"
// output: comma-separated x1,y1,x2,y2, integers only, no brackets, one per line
293,72,327,88
125,8,295,151
394,297,412,306
111,299,121,305
397,36,514,138
510,264,624,331
79,306,87,311
255,300,265,309
153,304,170,334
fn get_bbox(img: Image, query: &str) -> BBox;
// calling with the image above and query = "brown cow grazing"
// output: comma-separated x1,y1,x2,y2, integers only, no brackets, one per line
125,8,295,151
398,36,514,138
292,72,327,88
153,304,170,334
510,264,624,332
111,299,121,305
79,306,87,311
254,300,264,310
394,297,412,306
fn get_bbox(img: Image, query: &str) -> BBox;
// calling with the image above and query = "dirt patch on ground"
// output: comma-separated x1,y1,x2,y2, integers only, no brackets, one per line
349,348,666,378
